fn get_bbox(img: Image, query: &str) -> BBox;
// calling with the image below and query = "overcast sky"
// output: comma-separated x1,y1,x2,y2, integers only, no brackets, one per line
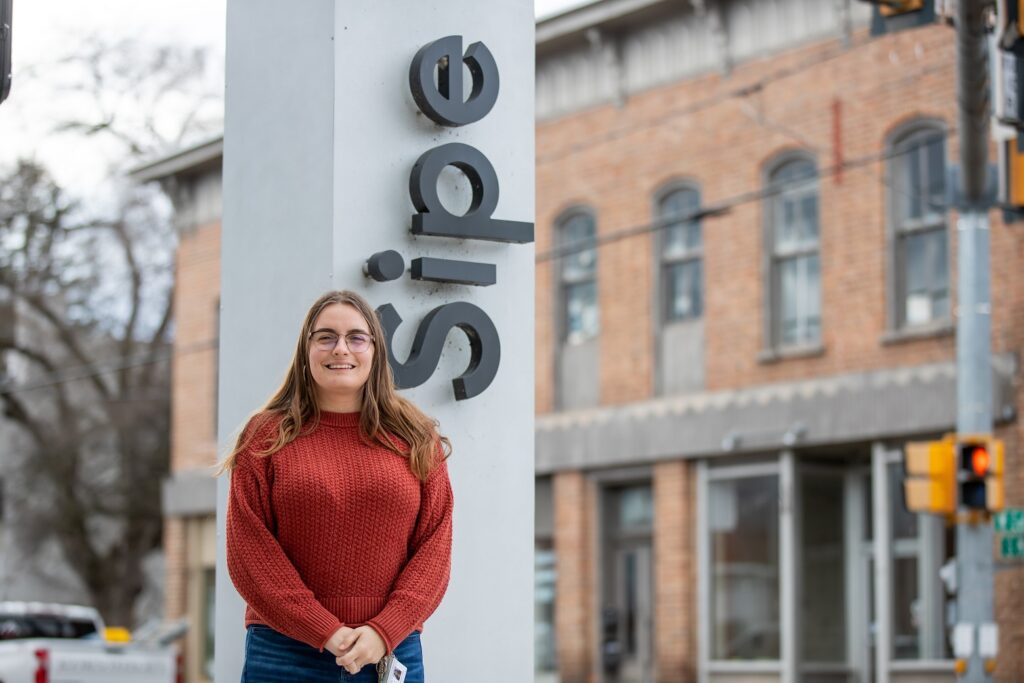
0,0,592,198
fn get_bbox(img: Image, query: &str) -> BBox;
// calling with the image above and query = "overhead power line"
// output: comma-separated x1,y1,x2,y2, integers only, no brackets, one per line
536,131,958,263
0,338,217,395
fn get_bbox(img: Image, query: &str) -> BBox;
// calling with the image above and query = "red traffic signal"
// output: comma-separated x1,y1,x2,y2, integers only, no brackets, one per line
956,437,1005,512
968,446,990,477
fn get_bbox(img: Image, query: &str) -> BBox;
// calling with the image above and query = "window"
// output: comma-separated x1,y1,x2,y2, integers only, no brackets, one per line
890,127,949,328
887,459,953,660
558,212,599,344
658,187,703,323
707,473,780,660
766,158,821,348
602,483,654,676
535,539,558,679
202,567,215,679
535,477,558,681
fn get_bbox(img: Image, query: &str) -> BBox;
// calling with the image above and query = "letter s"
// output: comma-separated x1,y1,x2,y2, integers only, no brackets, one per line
376,301,501,400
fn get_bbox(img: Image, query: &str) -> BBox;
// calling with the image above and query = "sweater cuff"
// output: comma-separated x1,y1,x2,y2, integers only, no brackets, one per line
302,610,344,653
365,606,410,656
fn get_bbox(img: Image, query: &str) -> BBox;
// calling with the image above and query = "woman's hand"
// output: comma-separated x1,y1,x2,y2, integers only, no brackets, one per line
323,626,356,657
333,625,387,674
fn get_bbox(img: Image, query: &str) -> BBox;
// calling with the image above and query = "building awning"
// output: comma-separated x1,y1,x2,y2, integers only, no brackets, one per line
535,355,1018,474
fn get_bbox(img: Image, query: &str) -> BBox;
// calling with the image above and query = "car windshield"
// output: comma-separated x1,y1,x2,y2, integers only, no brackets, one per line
0,614,98,639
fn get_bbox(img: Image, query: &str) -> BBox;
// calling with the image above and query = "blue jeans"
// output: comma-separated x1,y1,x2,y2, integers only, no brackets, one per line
241,624,424,682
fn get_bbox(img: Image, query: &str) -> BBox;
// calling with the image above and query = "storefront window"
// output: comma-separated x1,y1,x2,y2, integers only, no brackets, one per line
535,539,558,680
202,567,215,679
709,475,780,660
618,485,653,531
892,556,919,660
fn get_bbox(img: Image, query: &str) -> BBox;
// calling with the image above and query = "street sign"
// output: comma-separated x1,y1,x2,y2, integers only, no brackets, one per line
993,508,1024,533
999,533,1024,559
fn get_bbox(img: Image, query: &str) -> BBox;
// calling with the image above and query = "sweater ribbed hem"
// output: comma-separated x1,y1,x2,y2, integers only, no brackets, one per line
319,595,388,620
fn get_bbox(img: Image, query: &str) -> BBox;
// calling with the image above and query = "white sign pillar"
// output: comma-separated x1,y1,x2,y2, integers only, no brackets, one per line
216,1,535,681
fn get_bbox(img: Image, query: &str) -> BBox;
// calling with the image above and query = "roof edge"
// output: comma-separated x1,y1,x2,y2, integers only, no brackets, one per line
536,0,664,46
128,135,224,183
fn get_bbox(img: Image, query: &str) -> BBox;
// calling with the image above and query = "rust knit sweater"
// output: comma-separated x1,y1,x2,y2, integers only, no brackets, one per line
225,409,454,655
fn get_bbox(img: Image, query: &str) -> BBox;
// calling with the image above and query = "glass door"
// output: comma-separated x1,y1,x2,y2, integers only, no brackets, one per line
612,544,653,683
798,464,851,683
601,484,653,683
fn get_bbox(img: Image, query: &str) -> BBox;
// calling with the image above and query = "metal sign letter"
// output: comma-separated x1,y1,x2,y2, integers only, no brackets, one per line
409,35,499,127
377,301,501,400
409,142,534,243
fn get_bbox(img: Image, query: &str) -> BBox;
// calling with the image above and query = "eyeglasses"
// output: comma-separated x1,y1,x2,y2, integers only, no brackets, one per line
309,331,374,353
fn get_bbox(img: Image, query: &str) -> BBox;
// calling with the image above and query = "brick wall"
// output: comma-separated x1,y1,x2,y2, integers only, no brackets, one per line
535,25,1024,413
555,470,597,683
994,263,1024,679
171,221,221,473
653,460,697,683
164,219,221,682
163,517,186,621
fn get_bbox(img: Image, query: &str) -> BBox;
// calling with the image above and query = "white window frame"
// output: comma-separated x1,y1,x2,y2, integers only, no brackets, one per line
697,447,954,683
763,155,822,353
655,184,704,325
555,208,599,346
698,456,790,681
885,122,951,334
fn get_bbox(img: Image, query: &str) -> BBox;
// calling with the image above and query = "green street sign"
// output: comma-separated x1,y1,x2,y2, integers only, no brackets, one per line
994,509,1024,534
1000,534,1024,560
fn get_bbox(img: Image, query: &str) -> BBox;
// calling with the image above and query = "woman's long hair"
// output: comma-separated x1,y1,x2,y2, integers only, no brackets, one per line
216,290,450,482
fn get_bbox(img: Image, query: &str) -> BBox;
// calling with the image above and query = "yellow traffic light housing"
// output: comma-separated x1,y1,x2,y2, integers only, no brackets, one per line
1002,138,1024,208
879,0,925,17
904,438,956,515
865,0,934,36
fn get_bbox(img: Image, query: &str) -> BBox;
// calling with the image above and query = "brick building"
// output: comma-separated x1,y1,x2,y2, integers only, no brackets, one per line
132,138,222,683
131,1,1024,682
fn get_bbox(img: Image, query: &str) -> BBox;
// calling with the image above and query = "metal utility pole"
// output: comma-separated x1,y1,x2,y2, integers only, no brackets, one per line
954,0,998,679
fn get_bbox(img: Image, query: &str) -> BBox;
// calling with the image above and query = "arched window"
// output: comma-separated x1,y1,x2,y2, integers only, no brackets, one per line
658,187,703,323
558,211,599,344
889,126,948,328
766,157,821,348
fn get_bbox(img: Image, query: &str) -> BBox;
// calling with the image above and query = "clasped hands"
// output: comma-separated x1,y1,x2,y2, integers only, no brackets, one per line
325,625,387,675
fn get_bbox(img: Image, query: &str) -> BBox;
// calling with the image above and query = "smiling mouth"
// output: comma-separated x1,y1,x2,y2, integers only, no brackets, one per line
325,364,356,370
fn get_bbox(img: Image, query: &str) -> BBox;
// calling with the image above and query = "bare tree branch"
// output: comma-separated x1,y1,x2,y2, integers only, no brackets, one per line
0,36,197,618
2,286,113,403
0,387,49,450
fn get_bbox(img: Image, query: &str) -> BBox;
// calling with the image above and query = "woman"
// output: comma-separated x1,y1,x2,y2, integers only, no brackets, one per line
219,290,454,682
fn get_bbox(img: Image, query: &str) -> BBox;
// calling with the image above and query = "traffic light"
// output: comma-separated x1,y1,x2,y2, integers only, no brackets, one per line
1000,137,1024,212
879,0,925,17
865,0,936,36
904,438,956,515
996,0,1024,53
956,436,1005,512
0,0,10,105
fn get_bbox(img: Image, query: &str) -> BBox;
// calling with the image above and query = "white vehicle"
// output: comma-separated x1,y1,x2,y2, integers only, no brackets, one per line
0,602,180,683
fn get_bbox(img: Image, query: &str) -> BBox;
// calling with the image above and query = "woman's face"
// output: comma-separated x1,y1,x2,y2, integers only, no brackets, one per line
307,303,375,407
